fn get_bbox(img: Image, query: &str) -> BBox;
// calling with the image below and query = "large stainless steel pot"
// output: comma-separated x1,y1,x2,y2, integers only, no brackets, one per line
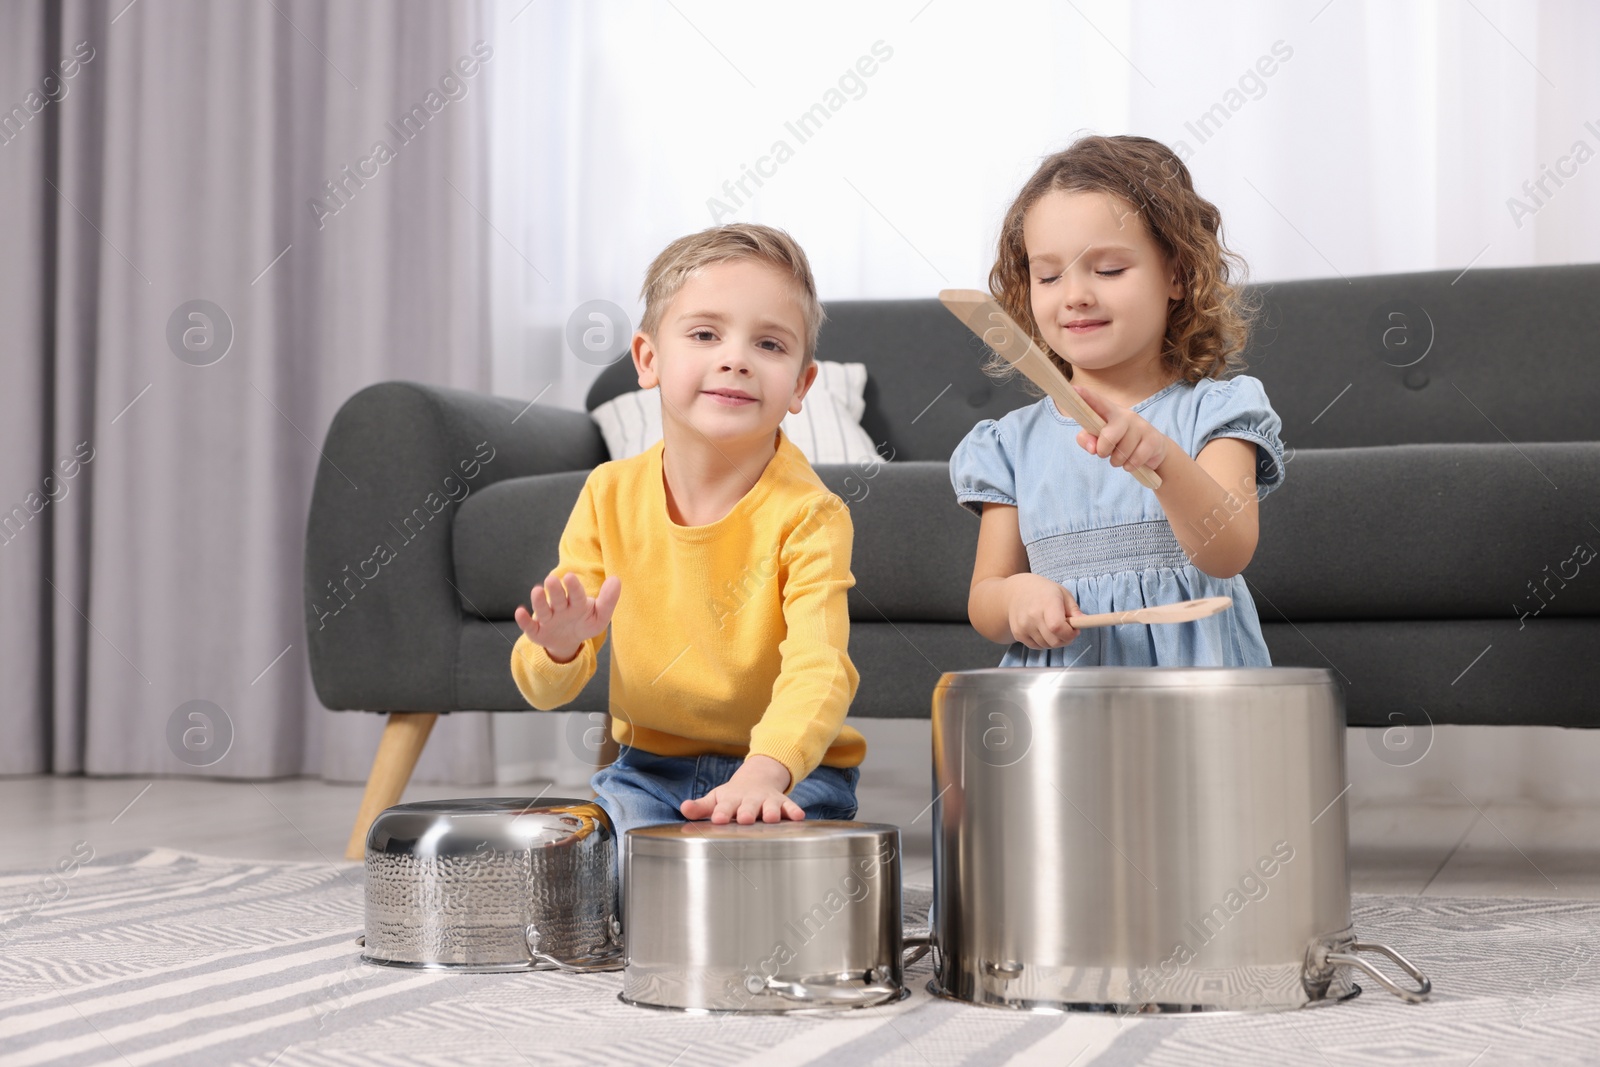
930,667,1431,1012
620,821,927,1012
362,797,622,973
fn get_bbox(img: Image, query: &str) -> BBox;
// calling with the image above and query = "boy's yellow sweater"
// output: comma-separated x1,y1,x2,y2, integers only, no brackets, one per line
510,428,865,792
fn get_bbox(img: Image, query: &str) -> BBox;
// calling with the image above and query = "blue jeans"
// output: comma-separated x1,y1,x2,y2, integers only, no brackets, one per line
590,747,861,896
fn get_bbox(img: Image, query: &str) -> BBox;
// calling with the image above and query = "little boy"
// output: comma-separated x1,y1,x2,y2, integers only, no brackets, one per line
510,223,866,854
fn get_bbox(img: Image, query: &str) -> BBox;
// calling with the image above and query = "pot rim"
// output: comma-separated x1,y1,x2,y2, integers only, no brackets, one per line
365,797,608,855
935,667,1338,691
626,820,899,861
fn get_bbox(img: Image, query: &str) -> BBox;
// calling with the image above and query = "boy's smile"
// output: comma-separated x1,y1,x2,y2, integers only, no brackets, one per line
1023,188,1184,404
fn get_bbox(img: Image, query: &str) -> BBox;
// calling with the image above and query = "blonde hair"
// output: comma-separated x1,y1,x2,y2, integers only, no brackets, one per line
639,223,825,362
988,134,1257,389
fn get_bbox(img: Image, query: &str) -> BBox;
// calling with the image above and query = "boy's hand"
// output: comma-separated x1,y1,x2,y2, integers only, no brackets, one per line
513,572,621,664
1005,573,1084,650
680,754,804,824
1072,384,1172,476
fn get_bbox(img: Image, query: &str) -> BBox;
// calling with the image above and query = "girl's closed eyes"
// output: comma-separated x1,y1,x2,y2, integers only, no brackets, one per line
1034,269,1127,283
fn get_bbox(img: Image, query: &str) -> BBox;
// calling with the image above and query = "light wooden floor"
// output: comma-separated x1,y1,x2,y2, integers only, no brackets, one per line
4,774,1596,899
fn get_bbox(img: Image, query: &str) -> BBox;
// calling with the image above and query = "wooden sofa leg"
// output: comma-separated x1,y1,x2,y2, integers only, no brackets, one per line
344,712,438,861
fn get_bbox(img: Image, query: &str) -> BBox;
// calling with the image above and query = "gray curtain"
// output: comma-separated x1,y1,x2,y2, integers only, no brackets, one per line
0,0,501,783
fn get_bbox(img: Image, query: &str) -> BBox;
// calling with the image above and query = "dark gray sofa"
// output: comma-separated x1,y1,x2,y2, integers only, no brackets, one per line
306,263,1600,852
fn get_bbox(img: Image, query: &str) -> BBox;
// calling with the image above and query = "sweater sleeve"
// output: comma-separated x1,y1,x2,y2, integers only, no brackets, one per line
510,475,608,709
746,493,860,793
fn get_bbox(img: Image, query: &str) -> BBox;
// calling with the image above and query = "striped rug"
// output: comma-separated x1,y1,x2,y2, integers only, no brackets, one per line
1,848,1595,1066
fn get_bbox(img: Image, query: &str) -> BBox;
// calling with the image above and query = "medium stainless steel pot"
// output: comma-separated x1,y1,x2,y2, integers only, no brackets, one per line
620,821,926,1012
362,797,622,973
929,667,1431,1013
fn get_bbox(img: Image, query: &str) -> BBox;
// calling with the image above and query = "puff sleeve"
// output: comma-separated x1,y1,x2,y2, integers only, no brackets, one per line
949,419,1017,518
1194,375,1288,500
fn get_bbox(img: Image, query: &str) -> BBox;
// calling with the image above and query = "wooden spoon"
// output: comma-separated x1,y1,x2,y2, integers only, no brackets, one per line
939,288,1163,490
1067,596,1232,629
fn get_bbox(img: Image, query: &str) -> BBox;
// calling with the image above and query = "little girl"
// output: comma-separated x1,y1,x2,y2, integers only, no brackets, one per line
950,134,1288,668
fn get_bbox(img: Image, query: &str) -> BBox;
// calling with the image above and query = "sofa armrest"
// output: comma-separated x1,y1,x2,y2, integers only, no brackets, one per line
303,381,607,712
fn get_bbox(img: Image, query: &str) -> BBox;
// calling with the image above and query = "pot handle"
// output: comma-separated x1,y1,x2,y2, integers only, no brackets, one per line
527,947,625,973
751,937,928,1008
754,975,902,1007
1324,940,1432,1003
524,921,625,974
902,932,932,970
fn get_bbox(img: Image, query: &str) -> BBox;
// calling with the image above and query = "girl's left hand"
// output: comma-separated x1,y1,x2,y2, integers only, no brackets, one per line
1071,384,1172,476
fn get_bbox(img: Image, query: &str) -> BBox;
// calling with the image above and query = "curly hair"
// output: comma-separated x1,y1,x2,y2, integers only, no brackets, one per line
986,134,1257,391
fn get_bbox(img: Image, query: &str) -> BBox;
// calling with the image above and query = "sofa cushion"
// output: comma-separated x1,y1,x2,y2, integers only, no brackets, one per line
812,462,976,621
1248,442,1600,620
453,470,585,623
455,441,1600,626
1230,264,1600,450
453,462,976,624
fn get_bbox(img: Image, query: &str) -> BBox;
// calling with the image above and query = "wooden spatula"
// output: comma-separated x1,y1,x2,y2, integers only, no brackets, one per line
939,288,1163,490
1067,596,1231,629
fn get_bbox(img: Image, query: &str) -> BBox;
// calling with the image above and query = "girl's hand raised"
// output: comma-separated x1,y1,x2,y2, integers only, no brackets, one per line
1072,384,1172,477
1004,573,1084,650
514,572,621,664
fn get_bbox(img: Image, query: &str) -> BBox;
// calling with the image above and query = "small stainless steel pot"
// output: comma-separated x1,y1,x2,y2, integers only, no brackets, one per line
362,797,622,973
929,667,1431,1013
620,821,926,1012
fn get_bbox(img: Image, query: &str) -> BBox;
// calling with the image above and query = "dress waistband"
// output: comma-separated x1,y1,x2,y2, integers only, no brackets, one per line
1025,520,1192,581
